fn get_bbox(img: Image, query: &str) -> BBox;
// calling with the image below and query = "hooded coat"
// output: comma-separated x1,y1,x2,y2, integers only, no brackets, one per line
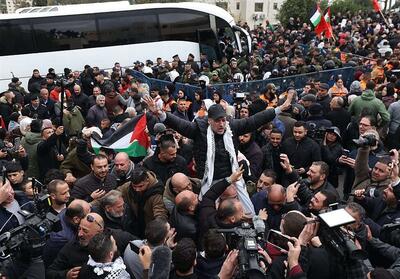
348,89,390,125
21,131,42,178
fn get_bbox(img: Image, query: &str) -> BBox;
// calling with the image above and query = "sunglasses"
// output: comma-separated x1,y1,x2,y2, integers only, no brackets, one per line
86,214,103,229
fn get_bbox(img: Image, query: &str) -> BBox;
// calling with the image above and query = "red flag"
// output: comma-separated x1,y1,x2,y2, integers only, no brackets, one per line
325,8,333,39
315,15,329,36
372,0,380,12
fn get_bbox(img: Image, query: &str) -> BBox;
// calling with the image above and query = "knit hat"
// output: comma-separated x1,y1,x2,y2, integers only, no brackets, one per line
350,80,362,94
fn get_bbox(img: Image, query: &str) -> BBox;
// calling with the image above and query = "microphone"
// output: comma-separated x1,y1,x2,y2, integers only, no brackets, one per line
252,215,266,237
149,246,172,279
348,188,380,198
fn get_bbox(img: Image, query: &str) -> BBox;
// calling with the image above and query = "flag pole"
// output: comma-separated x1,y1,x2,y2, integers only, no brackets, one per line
379,9,390,27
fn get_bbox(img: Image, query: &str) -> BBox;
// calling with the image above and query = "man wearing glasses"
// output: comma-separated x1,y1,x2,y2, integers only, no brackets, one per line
47,213,104,279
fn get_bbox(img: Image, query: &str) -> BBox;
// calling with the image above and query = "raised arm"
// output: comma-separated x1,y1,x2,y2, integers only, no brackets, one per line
143,95,197,138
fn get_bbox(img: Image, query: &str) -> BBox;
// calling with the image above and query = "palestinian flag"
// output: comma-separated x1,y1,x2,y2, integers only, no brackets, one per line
91,114,150,157
314,13,329,36
310,5,322,27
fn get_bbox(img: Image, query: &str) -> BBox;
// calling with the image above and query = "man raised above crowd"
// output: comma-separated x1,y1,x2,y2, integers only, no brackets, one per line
144,92,293,215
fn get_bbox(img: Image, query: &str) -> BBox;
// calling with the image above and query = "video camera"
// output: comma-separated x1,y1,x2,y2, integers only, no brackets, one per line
379,218,400,247
0,177,60,269
317,204,368,261
216,218,266,279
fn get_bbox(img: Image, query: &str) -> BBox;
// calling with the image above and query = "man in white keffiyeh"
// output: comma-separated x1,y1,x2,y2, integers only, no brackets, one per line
143,93,293,217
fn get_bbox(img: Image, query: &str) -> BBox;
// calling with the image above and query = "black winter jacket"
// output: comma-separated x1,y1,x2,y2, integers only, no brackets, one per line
281,137,321,172
71,172,117,202
163,109,276,179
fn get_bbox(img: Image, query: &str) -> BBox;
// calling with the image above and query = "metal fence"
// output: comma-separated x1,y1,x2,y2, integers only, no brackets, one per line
130,67,357,104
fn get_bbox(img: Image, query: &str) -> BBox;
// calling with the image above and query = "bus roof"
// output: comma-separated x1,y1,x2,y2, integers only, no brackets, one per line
1,1,235,26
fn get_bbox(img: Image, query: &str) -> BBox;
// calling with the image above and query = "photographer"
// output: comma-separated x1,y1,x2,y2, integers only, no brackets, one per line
37,125,66,181
353,184,400,238
286,162,339,208
352,130,393,193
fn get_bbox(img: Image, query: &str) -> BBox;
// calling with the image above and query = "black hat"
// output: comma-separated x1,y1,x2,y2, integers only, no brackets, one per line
208,104,227,120
172,54,179,59
308,103,323,115
188,53,195,58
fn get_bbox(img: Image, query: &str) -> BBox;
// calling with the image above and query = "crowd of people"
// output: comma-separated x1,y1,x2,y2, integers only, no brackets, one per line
1,7,400,279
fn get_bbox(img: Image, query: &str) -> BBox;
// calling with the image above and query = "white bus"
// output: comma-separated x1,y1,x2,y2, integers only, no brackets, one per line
0,1,251,90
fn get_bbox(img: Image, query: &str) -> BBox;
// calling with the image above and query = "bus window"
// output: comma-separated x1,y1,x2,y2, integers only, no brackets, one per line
197,28,220,62
159,11,209,42
33,15,97,52
97,11,159,46
0,21,34,55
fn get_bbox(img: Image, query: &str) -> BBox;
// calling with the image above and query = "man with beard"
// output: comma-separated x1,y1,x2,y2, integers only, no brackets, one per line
48,179,71,215
86,95,108,127
111,152,134,186
43,199,91,267
71,155,117,202
78,232,130,278
238,132,263,180
285,185,338,216
46,213,104,279
117,167,168,238
93,190,135,234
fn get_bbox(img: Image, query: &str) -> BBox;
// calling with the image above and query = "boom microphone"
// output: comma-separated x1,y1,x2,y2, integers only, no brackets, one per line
149,245,172,279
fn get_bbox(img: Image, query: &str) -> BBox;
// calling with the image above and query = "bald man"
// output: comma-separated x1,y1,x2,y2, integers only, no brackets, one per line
72,83,89,117
163,172,201,213
170,190,199,241
264,184,287,231
111,152,135,186
44,199,91,267
47,213,104,279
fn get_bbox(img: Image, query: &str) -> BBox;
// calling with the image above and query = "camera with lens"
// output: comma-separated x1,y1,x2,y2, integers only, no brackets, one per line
379,218,400,247
216,222,266,279
0,178,60,274
353,134,377,147
317,204,367,261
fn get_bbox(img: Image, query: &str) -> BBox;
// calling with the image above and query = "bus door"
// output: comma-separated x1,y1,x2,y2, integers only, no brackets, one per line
197,28,222,62
233,25,252,54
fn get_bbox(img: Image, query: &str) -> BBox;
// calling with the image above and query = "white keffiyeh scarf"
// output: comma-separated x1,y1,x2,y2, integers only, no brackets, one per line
87,256,130,279
200,122,255,216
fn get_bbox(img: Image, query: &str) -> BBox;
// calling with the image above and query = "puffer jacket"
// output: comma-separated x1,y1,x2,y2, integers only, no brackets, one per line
21,131,42,178
117,171,168,238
